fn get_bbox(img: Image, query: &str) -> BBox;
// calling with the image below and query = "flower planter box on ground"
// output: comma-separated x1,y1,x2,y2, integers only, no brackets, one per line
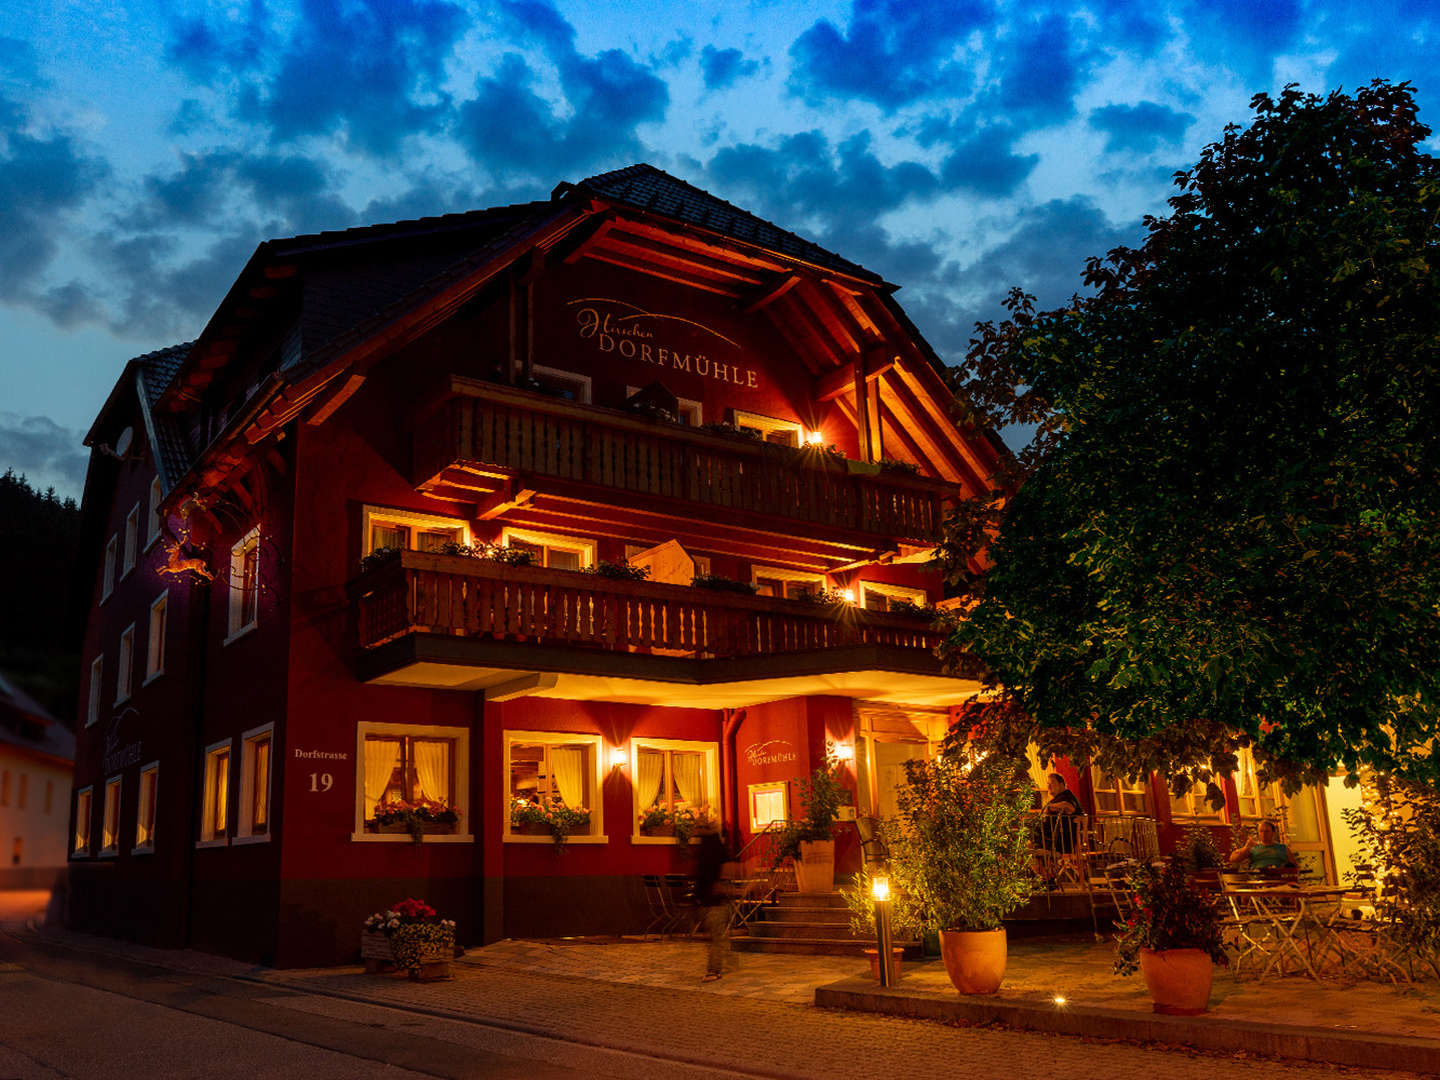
360,933,398,973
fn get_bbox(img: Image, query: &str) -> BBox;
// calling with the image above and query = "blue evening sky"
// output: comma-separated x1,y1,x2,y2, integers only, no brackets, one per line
0,0,1434,499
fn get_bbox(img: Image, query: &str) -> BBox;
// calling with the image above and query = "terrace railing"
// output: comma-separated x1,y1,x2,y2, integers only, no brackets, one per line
357,550,942,658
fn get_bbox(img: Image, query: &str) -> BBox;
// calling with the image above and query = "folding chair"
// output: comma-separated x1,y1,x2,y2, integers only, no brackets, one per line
640,873,672,937
663,873,699,936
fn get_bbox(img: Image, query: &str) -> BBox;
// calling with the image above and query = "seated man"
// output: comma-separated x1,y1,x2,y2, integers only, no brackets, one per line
1033,773,1081,885
1228,818,1297,871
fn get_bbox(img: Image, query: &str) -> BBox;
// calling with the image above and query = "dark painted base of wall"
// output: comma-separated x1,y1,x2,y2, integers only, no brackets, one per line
503,875,651,938
0,866,66,890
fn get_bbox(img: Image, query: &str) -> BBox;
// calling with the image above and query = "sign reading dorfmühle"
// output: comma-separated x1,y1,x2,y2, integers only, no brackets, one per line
569,298,761,390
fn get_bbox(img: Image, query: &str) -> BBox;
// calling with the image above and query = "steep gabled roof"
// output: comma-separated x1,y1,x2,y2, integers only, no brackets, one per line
0,669,73,765
134,343,195,491
560,164,882,285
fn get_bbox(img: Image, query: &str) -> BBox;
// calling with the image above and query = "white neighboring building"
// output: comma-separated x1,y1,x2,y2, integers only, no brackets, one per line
0,670,74,888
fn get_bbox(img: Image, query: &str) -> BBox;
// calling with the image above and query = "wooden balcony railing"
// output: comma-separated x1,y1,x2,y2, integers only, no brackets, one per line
413,379,952,542
357,551,943,659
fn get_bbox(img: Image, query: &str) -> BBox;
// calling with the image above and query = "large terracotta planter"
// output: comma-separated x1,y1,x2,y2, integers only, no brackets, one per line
793,839,835,893
1138,948,1213,1015
940,928,1007,995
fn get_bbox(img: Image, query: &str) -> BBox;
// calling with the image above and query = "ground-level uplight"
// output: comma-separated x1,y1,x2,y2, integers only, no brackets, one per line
872,873,894,987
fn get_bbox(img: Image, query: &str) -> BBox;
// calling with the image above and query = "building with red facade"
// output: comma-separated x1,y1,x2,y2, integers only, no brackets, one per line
67,165,1351,967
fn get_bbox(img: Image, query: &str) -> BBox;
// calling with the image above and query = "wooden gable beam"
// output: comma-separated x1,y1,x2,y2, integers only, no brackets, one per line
822,280,883,340
814,346,895,402
596,233,767,288
889,359,996,489
790,280,863,358
556,213,617,264
742,273,801,313
773,292,842,371
876,372,970,487
613,219,791,274
583,251,743,298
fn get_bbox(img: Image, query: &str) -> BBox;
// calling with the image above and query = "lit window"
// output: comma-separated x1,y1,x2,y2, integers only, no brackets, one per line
355,723,469,842
751,564,824,601
633,738,719,840
100,776,122,855
237,726,273,841
122,503,139,577
72,786,93,856
1235,748,1282,821
146,592,167,681
200,741,231,845
1168,778,1224,820
501,527,595,571
226,527,260,641
102,535,116,601
1091,767,1151,815
732,410,803,447
531,364,592,403
115,624,135,704
134,763,158,851
147,476,164,546
749,781,789,831
361,506,469,556
87,655,103,727
505,731,603,841
859,582,928,612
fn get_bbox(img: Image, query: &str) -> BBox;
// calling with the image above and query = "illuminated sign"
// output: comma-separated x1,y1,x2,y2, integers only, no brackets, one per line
570,298,761,389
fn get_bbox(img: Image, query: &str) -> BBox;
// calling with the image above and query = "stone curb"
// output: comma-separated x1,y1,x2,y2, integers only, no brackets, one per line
815,977,1440,1076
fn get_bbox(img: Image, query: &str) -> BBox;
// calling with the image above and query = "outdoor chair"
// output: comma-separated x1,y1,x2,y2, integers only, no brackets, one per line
663,873,700,936
640,873,672,937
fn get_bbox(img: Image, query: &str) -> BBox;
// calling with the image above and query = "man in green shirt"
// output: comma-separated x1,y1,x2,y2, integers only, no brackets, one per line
1228,818,1297,871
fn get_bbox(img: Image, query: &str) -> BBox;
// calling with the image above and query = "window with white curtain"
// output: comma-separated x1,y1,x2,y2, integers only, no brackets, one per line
199,740,231,846
504,731,604,842
632,737,719,842
353,723,470,842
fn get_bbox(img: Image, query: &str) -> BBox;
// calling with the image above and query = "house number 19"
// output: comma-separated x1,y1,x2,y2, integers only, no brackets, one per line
308,772,333,792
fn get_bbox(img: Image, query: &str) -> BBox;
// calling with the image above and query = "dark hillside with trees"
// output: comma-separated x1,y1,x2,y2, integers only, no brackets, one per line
0,468,82,725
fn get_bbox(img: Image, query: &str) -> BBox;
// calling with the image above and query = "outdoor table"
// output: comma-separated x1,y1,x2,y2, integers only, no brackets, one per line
1226,884,1352,980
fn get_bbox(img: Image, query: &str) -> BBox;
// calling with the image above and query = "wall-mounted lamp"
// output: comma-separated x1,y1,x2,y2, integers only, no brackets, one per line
806,429,825,446
609,747,629,770
838,587,856,604
833,742,856,764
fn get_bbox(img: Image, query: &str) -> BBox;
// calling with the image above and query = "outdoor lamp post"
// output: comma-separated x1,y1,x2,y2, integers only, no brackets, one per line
872,873,894,987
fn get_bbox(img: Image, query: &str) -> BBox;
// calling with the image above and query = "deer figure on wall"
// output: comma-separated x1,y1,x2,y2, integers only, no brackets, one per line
157,519,214,583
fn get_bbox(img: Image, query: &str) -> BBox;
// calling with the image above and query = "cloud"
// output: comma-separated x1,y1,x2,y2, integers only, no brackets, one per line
994,12,1088,126
0,36,42,84
1088,102,1195,154
455,2,668,179
1177,0,1302,87
699,46,759,91
655,35,694,68
938,125,1040,197
0,413,88,500
787,0,992,112
128,150,352,235
166,0,470,158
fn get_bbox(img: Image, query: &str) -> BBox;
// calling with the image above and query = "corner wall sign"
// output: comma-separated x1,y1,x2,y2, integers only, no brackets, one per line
569,297,761,390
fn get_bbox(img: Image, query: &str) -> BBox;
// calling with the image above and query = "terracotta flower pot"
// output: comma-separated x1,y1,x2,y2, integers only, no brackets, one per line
864,947,906,980
1138,947,1213,1015
794,839,835,893
940,928,1007,995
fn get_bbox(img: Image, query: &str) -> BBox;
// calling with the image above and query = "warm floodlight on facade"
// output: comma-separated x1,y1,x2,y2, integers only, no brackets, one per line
609,747,629,770
839,587,856,604
806,429,824,445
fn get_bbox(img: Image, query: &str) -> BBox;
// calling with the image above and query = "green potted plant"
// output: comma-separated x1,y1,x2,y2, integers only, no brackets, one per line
1113,858,1228,1013
1176,823,1225,887
888,756,1036,994
510,797,591,849
774,759,846,892
361,897,457,981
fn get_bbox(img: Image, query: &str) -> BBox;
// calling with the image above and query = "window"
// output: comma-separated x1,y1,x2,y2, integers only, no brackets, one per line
72,786,93,856
1168,777,1224,820
354,722,470,842
199,740,231,845
1234,748,1281,821
751,564,825,601
147,476,163,546
102,535,116,601
361,506,470,557
122,503,139,577
749,782,789,831
226,527,260,641
237,725,273,842
732,409,804,447
115,624,135,704
146,592,168,682
626,386,701,425
633,738,720,841
1091,767,1151,815
134,763,158,852
88,655,104,726
531,364,591,403
501,527,595,571
505,731,604,842
859,581,928,612
100,776,122,855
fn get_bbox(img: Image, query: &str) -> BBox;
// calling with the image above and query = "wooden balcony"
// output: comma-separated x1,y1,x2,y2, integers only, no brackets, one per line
413,379,953,544
357,551,943,659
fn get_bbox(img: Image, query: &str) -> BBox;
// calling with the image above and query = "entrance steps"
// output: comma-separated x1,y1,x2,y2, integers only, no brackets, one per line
732,890,918,957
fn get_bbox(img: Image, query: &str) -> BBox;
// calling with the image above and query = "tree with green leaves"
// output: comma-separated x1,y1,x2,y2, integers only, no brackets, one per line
940,81,1440,796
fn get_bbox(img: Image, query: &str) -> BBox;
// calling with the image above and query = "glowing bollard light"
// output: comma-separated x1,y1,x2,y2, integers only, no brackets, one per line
872,873,894,987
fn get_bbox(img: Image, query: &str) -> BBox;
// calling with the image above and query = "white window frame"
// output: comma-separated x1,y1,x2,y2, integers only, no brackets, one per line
749,780,789,831
133,761,158,854
102,534,116,602
236,723,275,844
198,739,232,847
630,737,721,845
145,591,168,684
732,409,804,447
352,722,472,844
72,785,93,857
504,730,607,845
1091,766,1151,816
87,655,103,727
122,503,139,578
361,505,472,558
750,564,826,600
501,526,596,570
225,526,260,644
532,363,592,404
858,581,929,611
99,775,122,856
626,385,702,425
115,624,135,704
146,477,163,548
